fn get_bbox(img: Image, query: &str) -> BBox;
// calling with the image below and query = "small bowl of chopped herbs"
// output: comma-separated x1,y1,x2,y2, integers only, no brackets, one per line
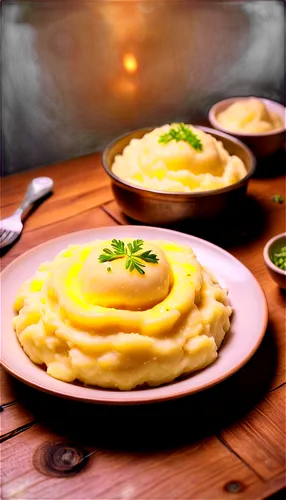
263,233,286,289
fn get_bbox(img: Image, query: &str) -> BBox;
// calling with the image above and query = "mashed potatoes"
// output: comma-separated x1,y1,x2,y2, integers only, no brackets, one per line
217,97,283,133
111,124,247,192
13,239,232,390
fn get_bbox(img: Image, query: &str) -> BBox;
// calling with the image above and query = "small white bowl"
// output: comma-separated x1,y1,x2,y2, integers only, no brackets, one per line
209,97,285,158
263,233,286,289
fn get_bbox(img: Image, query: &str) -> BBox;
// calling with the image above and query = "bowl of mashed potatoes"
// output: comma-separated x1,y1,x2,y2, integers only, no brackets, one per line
12,238,232,391
209,97,285,157
102,124,255,225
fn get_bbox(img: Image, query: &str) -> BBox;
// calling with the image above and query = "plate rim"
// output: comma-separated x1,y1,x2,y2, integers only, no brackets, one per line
1,226,268,405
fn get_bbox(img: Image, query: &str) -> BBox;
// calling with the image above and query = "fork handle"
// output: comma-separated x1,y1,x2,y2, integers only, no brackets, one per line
15,177,54,216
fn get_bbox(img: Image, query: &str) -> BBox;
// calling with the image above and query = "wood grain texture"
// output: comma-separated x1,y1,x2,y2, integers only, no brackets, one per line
0,403,35,439
1,154,107,204
1,207,116,270
221,386,286,480
1,154,112,231
1,423,283,500
1,154,285,499
0,367,16,405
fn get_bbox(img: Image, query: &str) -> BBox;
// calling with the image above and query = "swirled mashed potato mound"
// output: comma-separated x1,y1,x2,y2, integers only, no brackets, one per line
111,124,246,192
217,97,283,133
13,240,232,390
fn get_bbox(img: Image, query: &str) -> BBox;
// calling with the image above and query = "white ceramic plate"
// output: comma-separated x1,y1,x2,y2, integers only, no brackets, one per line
1,226,268,404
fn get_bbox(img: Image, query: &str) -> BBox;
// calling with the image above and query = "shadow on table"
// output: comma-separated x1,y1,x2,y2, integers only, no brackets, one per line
253,148,286,179
122,194,267,250
12,320,278,451
173,194,267,249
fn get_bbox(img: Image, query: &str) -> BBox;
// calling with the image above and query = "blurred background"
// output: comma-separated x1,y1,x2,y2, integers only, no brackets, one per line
1,0,284,175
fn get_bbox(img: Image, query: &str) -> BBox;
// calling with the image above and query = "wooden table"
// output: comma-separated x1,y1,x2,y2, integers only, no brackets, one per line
1,152,285,500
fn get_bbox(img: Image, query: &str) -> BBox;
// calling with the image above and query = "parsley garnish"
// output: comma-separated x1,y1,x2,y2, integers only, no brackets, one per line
272,194,284,204
272,246,286,271
158,123,203,151
98,239,159,275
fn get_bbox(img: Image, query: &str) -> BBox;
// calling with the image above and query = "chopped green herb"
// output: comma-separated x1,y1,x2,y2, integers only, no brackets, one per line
98,239,159,275
271,246,286,271
272,194,284,204
107,267,112,273
158,123,203,151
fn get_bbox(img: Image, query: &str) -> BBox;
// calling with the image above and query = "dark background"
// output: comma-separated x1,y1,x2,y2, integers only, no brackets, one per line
1,0,285,175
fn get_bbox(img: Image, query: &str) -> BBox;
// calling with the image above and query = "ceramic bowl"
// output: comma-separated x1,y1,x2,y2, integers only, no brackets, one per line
209,97,285,158
102,126,255,226
263,233,286,289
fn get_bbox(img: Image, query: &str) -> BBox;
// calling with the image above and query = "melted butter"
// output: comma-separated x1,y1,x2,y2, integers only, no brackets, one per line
78,242,172,311
47,240,201,336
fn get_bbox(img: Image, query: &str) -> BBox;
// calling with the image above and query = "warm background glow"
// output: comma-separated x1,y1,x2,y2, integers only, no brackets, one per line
2,1,284,173
123,53,138,74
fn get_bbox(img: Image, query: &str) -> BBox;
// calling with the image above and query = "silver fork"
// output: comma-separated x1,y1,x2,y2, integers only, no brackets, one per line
0,177,54,249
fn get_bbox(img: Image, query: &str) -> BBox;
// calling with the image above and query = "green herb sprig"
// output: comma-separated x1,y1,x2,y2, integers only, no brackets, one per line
271,246,286,271
158,123,203,151
272,194,284,204
98,239,159,275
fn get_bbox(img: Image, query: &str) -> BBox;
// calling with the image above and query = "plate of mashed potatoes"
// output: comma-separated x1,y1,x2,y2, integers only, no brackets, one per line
1,226,267,404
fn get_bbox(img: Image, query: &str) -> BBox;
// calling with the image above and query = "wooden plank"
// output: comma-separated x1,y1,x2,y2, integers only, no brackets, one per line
103,200,129,225
0,403,35,438
0,367,16,405
226,178,285,390
1,154,109,206
1,184,113,233
1,155,113,231
1,207,116,270
220,386,286,481
0,423,278,500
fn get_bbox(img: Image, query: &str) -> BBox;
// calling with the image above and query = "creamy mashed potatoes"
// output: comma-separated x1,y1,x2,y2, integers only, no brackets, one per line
13,239,232,390
217,97,283,133
111,124,247,192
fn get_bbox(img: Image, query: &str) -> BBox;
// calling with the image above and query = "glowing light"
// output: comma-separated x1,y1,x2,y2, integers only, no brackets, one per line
123,53,138,74
113,78,136,97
